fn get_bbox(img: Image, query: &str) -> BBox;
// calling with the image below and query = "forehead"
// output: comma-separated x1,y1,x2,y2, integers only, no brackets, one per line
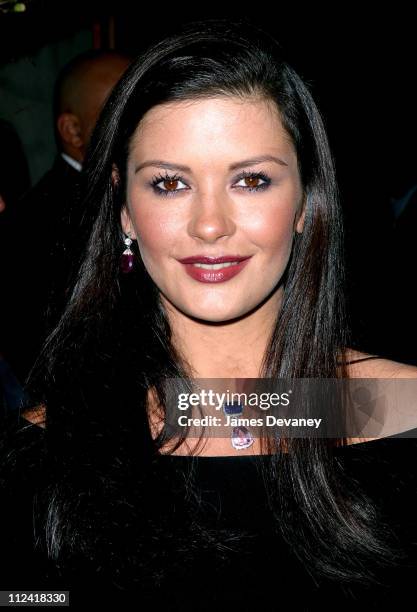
129,96,296,163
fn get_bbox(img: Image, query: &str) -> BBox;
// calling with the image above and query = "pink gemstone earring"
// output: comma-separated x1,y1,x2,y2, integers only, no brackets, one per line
120,233,134,273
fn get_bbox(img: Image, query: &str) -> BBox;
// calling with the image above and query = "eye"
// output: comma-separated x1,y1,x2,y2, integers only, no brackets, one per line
233,171,271,192
150,173,190,197
149,169,272,197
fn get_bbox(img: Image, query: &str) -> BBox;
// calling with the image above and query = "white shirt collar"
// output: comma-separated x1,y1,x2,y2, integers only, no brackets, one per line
61,153,82,172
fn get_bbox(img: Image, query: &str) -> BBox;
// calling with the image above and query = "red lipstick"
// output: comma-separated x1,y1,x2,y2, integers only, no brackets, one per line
178,255,252,283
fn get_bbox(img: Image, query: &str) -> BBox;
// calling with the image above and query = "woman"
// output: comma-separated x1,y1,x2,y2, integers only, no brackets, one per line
1,18,417,609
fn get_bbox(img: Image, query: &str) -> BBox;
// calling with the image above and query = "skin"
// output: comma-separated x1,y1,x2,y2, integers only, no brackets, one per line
57,54,130,162
23,97,417,454
122,96,306,381
119,95,417,455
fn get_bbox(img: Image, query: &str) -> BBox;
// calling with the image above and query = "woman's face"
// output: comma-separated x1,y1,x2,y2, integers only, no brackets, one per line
121,96,305,323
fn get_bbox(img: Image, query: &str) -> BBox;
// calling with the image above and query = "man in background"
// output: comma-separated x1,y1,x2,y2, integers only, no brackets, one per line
0,49,131,390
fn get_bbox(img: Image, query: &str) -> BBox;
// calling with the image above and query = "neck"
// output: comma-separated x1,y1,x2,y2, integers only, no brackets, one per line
161,286,283,379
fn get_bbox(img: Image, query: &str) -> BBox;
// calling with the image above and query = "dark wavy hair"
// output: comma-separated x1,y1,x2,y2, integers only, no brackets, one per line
0,18,406,595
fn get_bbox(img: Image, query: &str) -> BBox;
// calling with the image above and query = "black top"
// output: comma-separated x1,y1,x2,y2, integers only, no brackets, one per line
2,415,417,610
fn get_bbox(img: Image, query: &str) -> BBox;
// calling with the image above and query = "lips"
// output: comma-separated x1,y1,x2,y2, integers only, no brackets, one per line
178,255,251,264
179,255,252,283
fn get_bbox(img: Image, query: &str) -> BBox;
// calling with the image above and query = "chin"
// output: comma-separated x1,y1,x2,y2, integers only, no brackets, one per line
162,292,255,322
183,304,251,324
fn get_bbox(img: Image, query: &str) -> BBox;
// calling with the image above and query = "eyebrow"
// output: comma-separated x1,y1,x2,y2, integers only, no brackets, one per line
134,154,288,174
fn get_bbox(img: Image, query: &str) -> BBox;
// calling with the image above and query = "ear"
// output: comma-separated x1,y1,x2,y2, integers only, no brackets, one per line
294,194,307,234
120,205,136,239
57,113,84,149
111,163,120,189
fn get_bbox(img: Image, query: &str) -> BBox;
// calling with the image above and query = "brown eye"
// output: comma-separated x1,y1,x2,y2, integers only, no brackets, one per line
244,176,261,188
234,172,269,191
164,179,179,191
151,174,189,197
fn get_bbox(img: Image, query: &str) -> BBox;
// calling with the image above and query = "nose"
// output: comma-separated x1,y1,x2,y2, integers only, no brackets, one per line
187,191,235,243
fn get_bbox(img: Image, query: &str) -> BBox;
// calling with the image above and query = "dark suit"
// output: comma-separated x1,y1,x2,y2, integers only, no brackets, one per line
0,155,82,383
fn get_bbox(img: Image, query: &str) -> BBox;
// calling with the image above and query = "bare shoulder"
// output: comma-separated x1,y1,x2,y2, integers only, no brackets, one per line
21,404,46,429
343,348,417,446
344,348,417,379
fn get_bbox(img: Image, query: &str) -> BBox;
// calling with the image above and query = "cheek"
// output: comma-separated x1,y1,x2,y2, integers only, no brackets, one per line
128,205,178,265
243,205,295,259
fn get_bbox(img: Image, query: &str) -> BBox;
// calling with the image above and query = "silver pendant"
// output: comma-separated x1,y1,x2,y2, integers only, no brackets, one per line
223,401,254,450
231,425,254,450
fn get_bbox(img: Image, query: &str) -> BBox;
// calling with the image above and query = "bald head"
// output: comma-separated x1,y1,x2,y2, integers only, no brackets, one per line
54,50,131,162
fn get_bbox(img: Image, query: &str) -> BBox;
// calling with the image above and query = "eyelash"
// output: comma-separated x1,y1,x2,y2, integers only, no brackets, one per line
149,170,272,198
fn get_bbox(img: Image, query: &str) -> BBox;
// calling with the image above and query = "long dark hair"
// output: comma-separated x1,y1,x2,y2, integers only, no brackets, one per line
0,18,405,593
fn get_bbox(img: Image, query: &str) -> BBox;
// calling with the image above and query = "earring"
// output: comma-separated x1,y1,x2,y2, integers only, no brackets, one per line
120,233,134,273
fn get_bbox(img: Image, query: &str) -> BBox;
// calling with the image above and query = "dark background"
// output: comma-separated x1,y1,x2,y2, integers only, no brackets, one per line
1,1,416,362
